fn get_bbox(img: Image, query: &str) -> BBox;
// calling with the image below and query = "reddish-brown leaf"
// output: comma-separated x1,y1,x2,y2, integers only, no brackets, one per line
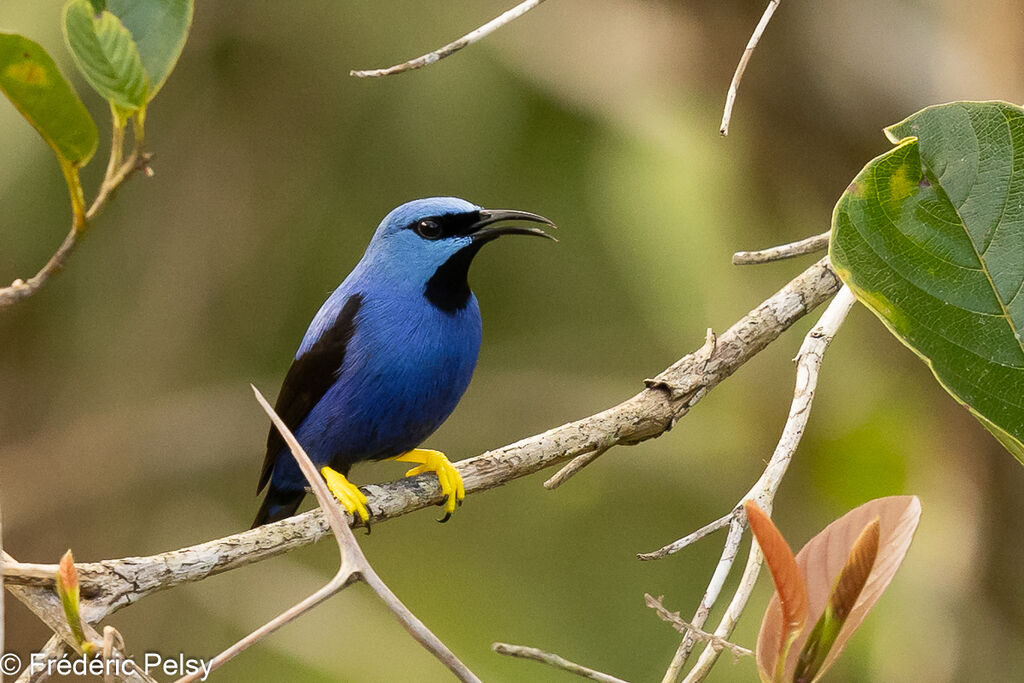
56,548,92,652
56,549,78,597
829,518,880,621
746,500,808,682
793,518,881,682
756,496,921,683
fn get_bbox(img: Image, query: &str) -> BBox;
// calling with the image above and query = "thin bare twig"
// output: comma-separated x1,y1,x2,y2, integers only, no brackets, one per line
492,643,631,683
174,387,480,682
661,518,745,683
644,595,752,660
350,0,547,78
720,0,781,136
732,231,829,265
675,285,857,683
542,435,614,489
637,511,734,561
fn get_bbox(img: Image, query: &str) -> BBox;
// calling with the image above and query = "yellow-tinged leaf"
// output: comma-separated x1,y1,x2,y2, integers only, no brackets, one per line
0,33,98,165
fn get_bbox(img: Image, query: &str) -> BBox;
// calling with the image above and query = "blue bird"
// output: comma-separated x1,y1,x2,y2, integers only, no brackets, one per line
253,197,555,527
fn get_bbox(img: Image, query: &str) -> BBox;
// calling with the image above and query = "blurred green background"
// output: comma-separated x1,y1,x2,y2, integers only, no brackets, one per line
2,1,1023,681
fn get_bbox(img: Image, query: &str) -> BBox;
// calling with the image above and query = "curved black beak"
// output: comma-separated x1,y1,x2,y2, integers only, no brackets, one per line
470,209,557,243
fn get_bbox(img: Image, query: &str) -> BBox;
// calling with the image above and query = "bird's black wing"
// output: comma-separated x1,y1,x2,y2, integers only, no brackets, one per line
257,293,364,493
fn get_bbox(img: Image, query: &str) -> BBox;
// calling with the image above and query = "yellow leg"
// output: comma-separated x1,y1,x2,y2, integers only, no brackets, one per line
393,449,465,522
321,466,369,524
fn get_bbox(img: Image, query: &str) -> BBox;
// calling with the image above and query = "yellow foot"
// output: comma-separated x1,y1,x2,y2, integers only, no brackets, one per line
393,449,465,522
321,466,369,524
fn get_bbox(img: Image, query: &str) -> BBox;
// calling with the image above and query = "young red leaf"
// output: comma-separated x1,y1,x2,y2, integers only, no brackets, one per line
745,500,808,683
56,549,93,653
793,518,880,682
757,496,921,683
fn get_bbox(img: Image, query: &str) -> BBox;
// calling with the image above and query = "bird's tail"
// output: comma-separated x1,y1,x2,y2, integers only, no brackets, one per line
252,486,305,528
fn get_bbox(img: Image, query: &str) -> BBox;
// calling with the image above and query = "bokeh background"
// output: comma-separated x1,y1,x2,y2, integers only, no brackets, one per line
2,1,1023,681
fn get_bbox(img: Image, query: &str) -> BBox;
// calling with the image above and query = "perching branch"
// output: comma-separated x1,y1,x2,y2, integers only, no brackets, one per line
0,118,151,311
172,387,479,682
3,259,840,665
654,285,856,683
732,231,830,265
719,0,782,136
492,643,631,683
350,0,547,78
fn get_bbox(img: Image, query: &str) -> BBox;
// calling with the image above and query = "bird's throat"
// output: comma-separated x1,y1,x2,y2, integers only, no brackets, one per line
423,243,483,313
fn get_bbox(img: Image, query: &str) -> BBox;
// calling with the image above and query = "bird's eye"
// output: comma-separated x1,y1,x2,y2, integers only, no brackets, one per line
415,219,442,240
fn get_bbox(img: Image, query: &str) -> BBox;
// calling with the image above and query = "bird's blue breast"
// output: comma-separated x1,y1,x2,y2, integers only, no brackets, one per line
271,287,482,489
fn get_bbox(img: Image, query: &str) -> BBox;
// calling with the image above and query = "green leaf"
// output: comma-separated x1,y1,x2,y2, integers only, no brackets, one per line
107,0,193,101
63,0,149,111
0,33,98,165
831,101,1024,462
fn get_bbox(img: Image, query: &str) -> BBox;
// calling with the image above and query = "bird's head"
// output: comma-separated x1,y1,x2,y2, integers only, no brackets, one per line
361,197,556,312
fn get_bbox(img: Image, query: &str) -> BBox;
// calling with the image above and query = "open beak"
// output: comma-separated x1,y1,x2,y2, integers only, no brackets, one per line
470,209,558,243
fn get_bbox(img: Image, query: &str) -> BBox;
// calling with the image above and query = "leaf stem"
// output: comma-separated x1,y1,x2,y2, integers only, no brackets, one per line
59,159,87,233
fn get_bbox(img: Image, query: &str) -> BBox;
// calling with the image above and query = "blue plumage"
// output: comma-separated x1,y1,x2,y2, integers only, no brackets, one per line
253,197,553,526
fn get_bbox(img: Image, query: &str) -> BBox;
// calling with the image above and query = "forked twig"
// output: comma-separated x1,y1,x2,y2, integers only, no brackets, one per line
720,0,781,136
661,519,746,682
644,595,752,660
656,285,856,683
350,0,547,78
173,386,480,683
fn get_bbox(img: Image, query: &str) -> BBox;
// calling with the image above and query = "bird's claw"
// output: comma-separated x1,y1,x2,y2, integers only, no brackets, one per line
394,449,465,521
321,466,370,525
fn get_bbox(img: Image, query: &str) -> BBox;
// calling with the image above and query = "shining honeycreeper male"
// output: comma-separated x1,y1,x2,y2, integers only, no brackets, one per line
253,197,555,527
